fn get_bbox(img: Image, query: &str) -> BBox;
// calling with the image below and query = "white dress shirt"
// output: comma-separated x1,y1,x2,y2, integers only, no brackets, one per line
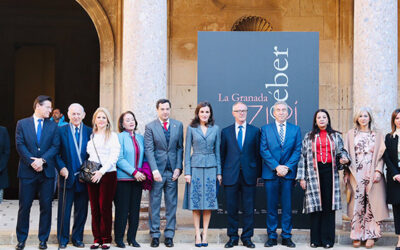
87,132,120,174
235,121,246,147
275,121,287,141
33,114,43,134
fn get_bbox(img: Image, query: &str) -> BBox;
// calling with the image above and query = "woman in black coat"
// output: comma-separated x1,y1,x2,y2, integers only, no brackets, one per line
0,126,10,203
384,108,400,250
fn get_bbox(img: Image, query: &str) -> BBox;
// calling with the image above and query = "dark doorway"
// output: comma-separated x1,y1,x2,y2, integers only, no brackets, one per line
0,0,100,198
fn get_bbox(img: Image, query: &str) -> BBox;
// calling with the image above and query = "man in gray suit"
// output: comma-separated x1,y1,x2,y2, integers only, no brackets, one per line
145,99,184,248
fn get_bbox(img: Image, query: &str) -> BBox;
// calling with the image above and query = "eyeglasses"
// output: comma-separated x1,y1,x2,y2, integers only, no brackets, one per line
233,110,248,113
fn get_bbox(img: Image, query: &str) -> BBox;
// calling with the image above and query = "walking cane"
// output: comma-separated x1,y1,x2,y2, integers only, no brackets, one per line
58,176,67,250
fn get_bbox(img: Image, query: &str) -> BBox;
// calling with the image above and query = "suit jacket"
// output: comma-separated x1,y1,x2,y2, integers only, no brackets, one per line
220,123,261,186
260,122,301,180
383,133,400,205
184,125,221,176
144,119,183,175
56,124,92,189
0,126,10,189
15,116,60,178
117,131,145,180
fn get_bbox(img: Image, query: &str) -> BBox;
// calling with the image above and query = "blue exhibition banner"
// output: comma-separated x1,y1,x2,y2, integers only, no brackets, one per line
198,31,319,229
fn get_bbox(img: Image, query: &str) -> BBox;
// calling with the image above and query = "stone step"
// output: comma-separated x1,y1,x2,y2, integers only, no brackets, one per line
0,229,398,246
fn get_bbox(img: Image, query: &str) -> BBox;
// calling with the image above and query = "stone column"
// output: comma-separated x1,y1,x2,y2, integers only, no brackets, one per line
121,0,168,230
353,0,397,132
122,0,167,133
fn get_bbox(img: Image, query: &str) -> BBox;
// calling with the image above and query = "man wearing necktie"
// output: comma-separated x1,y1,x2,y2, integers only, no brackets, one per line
15,95,60,250
55,103,92,248
220,102,261,248
260,101,302,248
144,99,183,248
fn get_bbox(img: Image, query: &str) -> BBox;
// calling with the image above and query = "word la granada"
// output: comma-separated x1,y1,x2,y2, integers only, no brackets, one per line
218,93,268,102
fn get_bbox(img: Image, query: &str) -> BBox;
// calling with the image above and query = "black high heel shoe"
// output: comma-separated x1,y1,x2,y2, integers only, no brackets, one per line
127,240,140,247
195,234,202,247
201,232,208,247
115,241,126,248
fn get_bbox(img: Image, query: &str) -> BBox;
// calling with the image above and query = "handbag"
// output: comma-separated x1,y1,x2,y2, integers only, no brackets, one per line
79,135,102,183
335,149,351,170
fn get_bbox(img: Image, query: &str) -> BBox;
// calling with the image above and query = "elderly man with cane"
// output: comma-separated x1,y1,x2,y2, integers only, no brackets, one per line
56,103,92,248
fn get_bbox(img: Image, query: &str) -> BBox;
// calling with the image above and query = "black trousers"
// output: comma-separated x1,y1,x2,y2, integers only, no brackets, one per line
114,181,143,242
224,171,256,241
310,163,335,246
393,204,400,234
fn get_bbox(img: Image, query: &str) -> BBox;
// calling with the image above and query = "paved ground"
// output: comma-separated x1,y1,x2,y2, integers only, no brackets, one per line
0,243,397,249
0,200,398,249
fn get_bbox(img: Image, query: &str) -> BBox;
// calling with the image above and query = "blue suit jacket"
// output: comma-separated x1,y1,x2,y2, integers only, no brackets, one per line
221,123,261,186
116,131,145,180
15,116,60,178
56,124,92,189
260,122,301,180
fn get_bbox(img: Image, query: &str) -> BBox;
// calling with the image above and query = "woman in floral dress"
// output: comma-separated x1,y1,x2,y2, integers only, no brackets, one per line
344,107,389,248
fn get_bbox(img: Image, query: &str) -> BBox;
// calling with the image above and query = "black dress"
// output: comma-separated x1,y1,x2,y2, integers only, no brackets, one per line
383,133,400,234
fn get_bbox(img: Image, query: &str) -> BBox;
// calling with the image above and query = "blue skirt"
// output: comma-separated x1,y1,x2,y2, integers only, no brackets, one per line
183,167,218,210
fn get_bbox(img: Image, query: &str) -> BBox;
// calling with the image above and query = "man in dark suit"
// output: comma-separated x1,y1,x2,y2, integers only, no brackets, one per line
15,95,60,250
260,101,301,248
0,125,10,204
220,102,261,249
144,99,183,248
56,103,91,248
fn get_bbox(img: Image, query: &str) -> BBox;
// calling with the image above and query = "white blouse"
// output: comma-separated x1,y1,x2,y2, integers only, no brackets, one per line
86,132,120,174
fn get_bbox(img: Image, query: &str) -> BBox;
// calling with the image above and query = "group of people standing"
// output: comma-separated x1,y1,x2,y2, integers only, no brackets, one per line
8,94,400,250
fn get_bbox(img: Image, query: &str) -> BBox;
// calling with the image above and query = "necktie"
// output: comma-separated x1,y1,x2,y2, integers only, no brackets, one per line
163,122,168,131
237,125,243,151
75,127,80,143
279,123,285,145
37,119,43,143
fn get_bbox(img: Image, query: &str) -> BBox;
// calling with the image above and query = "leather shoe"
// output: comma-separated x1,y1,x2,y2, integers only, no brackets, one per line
242,239,255,248
224,238,239,248
15,242,25,250
128,240,141,247
151,238,159,247
165,237,174,247
39,241,48,249
90,243,101,249
282,238,296,248
264,238,277,247
115,241,126,248
101,243,111,249
72,241,85,248
59,243,67,249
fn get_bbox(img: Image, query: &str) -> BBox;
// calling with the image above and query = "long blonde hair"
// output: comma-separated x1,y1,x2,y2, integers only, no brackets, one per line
353,107,374,130
92,107,113,141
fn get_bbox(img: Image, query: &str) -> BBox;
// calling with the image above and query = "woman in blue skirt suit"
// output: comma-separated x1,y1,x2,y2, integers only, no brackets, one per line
183,101,222,247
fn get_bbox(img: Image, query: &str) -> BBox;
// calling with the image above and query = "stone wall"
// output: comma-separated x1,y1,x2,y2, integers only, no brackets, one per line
168,0,354,133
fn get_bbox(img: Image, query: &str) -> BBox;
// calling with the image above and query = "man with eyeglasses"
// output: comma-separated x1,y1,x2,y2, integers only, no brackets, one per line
220,102,261,248
260,101,301,248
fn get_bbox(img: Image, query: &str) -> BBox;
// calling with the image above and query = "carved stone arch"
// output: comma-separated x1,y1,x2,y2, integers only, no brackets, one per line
75,0,115,116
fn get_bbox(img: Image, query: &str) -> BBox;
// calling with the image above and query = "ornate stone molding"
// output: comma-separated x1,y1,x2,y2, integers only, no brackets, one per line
75,0,115,118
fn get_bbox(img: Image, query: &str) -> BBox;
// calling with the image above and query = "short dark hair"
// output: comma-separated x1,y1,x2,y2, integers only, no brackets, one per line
156,99,171,109
190,101,215,127
118,111,138,133
33,95,52,111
